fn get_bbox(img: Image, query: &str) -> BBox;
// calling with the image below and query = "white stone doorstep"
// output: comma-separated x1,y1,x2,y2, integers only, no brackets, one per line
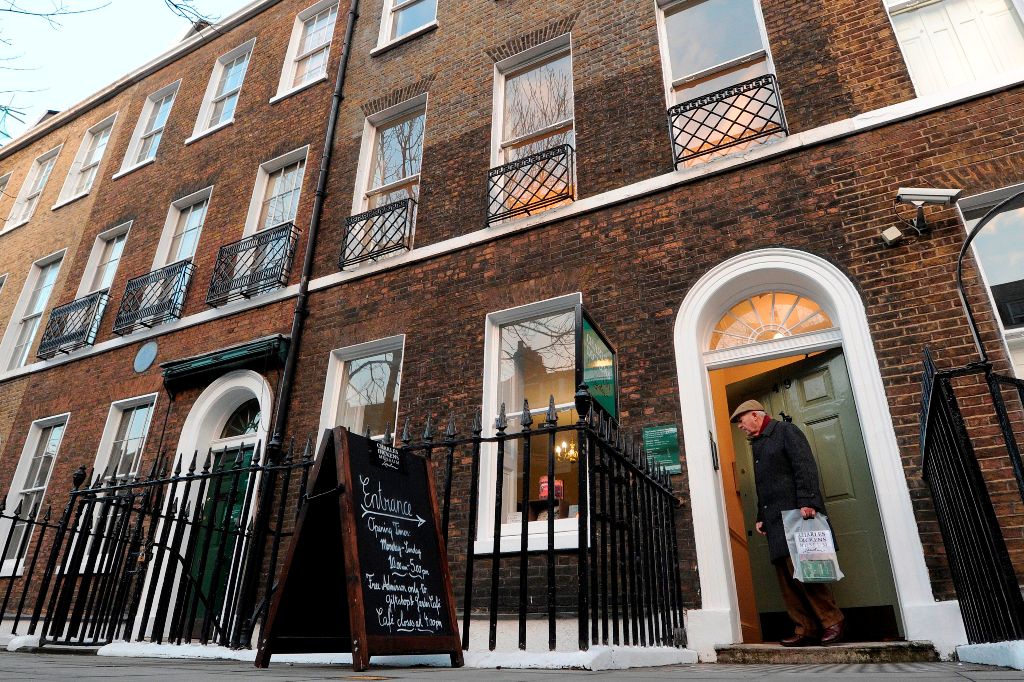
957,641,1024,671
95,641,697,670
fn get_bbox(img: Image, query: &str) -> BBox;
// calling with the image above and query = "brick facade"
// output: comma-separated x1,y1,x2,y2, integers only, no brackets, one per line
0,0,1023,652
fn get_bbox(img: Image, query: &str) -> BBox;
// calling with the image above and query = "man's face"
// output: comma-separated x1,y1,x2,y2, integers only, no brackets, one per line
736,411,762,437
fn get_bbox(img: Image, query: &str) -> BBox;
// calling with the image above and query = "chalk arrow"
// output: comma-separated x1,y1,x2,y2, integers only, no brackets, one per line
362,506,426,526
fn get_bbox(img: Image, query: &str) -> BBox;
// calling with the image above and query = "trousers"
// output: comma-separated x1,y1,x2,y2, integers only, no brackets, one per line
773,558,843,636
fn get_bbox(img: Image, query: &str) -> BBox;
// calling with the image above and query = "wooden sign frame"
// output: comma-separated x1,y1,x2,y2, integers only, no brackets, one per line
255,427,463,671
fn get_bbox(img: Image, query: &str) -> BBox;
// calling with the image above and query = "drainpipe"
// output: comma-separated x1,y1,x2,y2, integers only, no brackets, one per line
266,0,359,461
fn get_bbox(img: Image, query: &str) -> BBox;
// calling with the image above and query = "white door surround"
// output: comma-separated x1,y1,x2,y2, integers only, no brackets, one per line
673,248,967,660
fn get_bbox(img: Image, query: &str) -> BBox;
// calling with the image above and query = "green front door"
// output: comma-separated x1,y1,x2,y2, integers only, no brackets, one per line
728,348,901,639
190,444,253,624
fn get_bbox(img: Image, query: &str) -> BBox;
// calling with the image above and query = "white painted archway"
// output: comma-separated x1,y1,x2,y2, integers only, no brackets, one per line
174,369,273,465
674,248,967,659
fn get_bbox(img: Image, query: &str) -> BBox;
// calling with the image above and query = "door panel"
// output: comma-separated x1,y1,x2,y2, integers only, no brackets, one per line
727,348,901,637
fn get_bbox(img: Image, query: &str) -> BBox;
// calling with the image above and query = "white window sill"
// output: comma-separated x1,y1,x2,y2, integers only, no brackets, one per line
270,74,329,104
473,523,580,555
112,157,156,181
1,218,29,234
184,118,234,145
370,21,438,57
51,191,90,211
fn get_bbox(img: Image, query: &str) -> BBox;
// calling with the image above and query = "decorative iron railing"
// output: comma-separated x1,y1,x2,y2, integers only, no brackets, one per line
340,199,415,268
36,289,109,359
0,440,314,648
206,223,298,307
112,260,194,336
486,144,575,226
398,385,684,652
920,347,1024,643
668,74,787,167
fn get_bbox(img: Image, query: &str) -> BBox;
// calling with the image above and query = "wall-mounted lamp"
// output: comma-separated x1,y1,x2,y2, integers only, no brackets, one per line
882,187,963,247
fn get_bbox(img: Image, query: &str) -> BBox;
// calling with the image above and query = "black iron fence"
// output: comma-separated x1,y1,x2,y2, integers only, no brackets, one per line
920,347,1024,643
0,440,313,648
340,199,416,268
486,145,575,226
36,289,109,359
0,388,682,653
668,74,787,167
113,260,194,336
400,385,684,652
207,223,298,307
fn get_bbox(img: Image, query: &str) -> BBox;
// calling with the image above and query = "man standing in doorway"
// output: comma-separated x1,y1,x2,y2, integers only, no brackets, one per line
731,399,845,647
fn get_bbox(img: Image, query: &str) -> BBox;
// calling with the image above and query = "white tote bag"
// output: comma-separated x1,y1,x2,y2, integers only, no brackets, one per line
781,509,844,583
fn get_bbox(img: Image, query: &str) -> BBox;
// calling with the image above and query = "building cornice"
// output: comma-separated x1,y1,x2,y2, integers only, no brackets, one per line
0,0,282,160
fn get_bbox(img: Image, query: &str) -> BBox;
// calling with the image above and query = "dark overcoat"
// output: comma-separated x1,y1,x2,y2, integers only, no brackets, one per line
752,418,828,562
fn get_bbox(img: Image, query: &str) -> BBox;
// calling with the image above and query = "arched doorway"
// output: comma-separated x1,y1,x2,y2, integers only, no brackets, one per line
674,249,967,659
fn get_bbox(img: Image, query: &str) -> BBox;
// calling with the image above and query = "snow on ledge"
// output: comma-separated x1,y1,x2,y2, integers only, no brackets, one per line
97,641,697,670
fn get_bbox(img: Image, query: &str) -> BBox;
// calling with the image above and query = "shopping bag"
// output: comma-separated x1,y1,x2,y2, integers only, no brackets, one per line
781,509,844,583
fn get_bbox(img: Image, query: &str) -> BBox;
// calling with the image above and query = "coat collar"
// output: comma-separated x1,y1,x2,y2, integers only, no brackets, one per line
755,418,779,440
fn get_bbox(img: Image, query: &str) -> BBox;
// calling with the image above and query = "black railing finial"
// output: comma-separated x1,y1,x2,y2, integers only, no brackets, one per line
384,422,394,446
72,465,87,490
496,402,508,434
575,383,592,421
401,417,412,446
521,399,533,428
444,414,457,440
423,414,435,442
472,408,482,436
546,395,558,426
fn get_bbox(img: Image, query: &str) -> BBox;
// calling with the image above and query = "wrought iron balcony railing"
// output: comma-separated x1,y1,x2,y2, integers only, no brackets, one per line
207,222,298,306
340,199,415,269
112,259,194,336
668,74,787,167
486,144,575,226
36,289,109,359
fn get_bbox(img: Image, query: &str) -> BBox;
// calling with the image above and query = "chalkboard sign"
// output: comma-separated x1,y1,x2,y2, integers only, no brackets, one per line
255,427,462,671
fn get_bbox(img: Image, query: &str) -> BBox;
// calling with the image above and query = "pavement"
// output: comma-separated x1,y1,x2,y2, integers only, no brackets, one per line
0,652,1022,681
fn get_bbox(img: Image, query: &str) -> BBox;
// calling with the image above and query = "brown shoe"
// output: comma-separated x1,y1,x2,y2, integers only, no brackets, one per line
820,620,845,646
780,632,819,647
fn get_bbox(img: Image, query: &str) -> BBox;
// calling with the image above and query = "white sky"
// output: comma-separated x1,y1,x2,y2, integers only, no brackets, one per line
2,0,252,142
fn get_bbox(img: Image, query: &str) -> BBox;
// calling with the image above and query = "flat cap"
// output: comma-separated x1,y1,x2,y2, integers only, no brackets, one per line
730,399,765,422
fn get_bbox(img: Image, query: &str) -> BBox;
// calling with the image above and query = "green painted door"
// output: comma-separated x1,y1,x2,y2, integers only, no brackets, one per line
727,349,901,634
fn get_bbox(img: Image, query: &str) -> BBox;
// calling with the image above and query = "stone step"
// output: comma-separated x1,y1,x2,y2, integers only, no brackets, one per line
715,640,939,664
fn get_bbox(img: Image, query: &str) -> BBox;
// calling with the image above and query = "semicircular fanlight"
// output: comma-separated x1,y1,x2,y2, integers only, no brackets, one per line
709,291,834,351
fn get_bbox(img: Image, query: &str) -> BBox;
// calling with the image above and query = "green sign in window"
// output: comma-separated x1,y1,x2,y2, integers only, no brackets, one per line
582,318,616,418
643,424,681,475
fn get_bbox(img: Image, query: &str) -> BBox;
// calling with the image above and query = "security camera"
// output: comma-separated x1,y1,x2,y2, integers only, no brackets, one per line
896,187,962,206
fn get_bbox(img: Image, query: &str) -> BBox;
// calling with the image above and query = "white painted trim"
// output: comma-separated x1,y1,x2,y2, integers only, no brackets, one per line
118,80,180,175
476,293,582,554
374,0,438,54
76,221,132,298
89,393,159,481
0,412,70,577
317,334,406,445
351,93,428,217
702,327,843,369
241,146,310,237
190,38,257,140
0,249,67,371
268,74,328,104
369,20,438,57
55,112,118,205
153,186,214,270
7,76,1024,383
183,118,234,146
275,0,339,99
673,248,964,658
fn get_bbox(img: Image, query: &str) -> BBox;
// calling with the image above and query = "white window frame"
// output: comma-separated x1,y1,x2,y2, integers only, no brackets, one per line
55,113,118,208
654,0,776,108
0,171,13,204
476,292,583,554
883,0,1024,97
4,145,62,231
489,34,575,168
0,413,69,576
351,93,427,215
153,187,214,270
0,249,65,372
375,0,438,52
189,38,256,142
91,394,159,482
957,181,1024,377
117,81,180,177
318,334,406,444
242,146,309,237
274,0,339,101
76,221,132,298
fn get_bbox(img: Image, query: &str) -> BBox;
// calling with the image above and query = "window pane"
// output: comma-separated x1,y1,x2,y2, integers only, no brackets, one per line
220,398,261,438
370,111,424,192
498,310,576,413
967,203,1024,329
299,5,338,53
294,48,329,86
664,0,765,79
260,160,305,229
111,403,154,477
171,199,208,261
94,232,127,291
503,53,574,144
391,0,436,39
337,349,402,437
